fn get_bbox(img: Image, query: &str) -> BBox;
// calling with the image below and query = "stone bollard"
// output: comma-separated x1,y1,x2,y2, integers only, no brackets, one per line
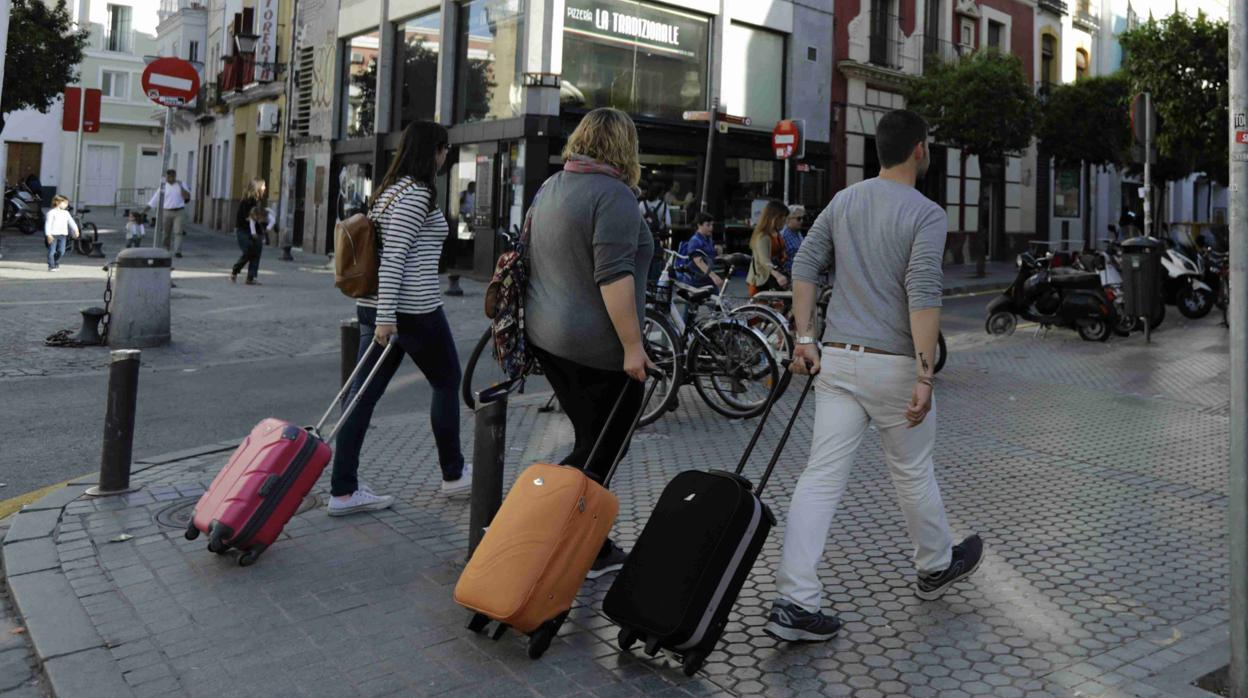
107,249,172,348
87,350,141,496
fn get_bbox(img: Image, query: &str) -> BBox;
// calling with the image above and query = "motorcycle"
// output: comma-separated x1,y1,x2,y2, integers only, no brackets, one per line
3,184,41,234
1200,245,1229,327
1072,244,1137,337
985,252,1117,342
1160,240,1214,319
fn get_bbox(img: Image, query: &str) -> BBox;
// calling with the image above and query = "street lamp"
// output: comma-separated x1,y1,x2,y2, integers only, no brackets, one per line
234,32,258,54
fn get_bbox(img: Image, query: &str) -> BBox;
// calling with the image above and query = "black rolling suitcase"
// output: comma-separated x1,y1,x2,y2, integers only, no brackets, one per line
602,368,816,675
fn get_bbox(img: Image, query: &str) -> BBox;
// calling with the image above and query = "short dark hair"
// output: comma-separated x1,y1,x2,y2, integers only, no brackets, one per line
695,212,715,227
875,110,929,169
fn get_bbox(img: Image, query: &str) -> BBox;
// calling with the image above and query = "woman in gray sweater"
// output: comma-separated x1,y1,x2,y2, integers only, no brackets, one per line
525,107,655,578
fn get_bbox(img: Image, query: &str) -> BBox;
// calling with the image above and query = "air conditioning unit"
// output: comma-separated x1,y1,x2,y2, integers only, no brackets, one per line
257,103,280,134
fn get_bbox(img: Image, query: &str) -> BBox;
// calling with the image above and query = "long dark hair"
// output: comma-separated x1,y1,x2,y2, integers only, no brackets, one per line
375,120,448,205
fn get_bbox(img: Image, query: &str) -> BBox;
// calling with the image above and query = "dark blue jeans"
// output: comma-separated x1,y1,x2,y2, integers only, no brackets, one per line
331,305,464,496
232,229,262,281
47,236,66,269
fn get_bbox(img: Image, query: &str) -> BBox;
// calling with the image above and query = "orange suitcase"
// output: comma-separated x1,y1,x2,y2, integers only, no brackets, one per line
454,379,657,659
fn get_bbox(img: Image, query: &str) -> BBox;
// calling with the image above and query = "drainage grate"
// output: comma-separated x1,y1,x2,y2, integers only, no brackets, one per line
154,493,323,529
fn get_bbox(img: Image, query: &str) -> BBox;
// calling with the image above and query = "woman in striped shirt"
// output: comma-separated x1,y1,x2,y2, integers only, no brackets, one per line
328,121,470,517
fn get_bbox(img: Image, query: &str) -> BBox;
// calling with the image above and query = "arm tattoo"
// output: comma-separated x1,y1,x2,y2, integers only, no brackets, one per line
919,352,931,374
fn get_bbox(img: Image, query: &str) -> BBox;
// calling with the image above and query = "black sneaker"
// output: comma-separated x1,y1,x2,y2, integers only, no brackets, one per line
763,600,842,642
586,541,628,579
915,534,984,601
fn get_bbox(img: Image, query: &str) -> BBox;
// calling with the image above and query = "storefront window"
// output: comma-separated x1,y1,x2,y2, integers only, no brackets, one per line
451,145,480,240
396,12,441,128
723,158,781,226
343,31,381,138
721,22,784,128
336,163,374,221
456,0,526,123
561,0,710,121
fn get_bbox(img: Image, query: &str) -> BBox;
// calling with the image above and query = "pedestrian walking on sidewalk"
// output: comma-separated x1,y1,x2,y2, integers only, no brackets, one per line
328,120,471,517
125,211,146,248
779,205,806,277
43,195,79,271
146,169,191,257
232,180,272,284
747,200,789,295
526,107,656,578
763,110,983,643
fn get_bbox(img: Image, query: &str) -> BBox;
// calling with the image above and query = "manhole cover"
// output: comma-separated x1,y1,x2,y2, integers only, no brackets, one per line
154,493,323,529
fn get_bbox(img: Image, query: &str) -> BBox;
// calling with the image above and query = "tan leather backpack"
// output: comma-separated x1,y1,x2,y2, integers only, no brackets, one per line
333,182,413,298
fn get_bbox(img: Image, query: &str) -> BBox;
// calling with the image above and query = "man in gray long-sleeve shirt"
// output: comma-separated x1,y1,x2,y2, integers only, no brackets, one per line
763,110,984,644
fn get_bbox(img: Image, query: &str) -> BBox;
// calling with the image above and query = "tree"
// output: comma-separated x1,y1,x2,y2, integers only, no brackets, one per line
906,50,1038,277
1037,74,1132,245
0,0,89,134
1119,11,1228,185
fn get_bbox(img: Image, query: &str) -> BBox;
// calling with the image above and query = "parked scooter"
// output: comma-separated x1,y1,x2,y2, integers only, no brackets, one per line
985,252,1117,342
3,183,41,234
1160,240,1214,319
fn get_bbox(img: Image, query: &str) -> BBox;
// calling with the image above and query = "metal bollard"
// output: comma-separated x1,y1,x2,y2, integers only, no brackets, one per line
86,350,141,496
341,319,360,389
467,394,507,557
445,274,464,297
76,307,106,345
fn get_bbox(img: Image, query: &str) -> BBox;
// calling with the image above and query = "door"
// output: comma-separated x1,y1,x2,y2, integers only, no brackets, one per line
82,145,121,206
5,142,43,190
136,146,162,199
292,160,307,247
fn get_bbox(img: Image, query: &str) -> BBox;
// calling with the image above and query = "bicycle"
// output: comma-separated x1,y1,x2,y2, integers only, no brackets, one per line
639,249,783,425
69,205,100,256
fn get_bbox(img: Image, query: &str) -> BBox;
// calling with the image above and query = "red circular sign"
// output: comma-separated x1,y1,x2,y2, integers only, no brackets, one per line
142,57,200,107
773,120,801,160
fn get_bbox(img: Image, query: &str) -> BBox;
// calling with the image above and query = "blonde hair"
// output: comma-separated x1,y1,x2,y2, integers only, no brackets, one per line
244,179,267,201
561,108,641,188
51,195,70,207
751,200,789,247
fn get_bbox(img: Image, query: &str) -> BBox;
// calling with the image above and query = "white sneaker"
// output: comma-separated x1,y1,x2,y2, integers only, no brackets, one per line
327,487,394,516
441,464,473,498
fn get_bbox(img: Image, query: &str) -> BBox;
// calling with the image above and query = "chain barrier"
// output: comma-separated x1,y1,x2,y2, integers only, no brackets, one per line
43,263,114,348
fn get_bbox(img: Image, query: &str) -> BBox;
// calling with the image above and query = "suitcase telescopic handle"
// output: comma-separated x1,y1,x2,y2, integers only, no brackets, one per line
733,359,818,497
312,337,399,443
591,367,664,489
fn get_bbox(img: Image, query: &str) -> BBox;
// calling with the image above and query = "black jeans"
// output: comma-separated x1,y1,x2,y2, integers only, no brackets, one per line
532,344,644,485
232,229,262,280
331,305,464,496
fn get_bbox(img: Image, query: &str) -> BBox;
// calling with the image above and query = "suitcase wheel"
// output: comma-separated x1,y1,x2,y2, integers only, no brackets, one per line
466,613,490,634
526,612,568,660
184,521,200,541
617,627,640,652
207,522,230,554
237,547,263,567
643,635,662,657
681,649,708,677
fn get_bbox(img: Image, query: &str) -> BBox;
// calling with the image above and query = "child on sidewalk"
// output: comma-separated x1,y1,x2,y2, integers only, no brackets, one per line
125,211,146,248
43,195,79,271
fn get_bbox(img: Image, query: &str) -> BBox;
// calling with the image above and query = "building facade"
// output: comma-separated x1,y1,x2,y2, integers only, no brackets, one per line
301,0,835,273
153,0,209,218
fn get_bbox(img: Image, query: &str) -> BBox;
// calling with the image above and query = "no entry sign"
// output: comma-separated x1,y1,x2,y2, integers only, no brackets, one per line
773,120,802,160
142,57,200,107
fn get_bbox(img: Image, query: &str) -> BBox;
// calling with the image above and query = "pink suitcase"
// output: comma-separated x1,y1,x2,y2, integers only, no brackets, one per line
185,340,397,566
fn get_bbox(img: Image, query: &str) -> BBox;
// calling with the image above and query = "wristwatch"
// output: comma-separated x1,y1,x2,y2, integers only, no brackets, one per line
796,336,819,346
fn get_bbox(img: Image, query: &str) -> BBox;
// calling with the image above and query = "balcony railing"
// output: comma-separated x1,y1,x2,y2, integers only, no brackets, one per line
922,38,971,71
1073,0,1098,31
219,56,256,92
1039,0,1068,15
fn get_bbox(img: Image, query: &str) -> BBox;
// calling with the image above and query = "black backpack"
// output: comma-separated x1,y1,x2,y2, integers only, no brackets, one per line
641,200,670,243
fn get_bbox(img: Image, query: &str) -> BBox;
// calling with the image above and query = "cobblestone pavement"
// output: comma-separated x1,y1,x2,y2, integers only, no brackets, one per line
0,519,47,697
1,306,1233,696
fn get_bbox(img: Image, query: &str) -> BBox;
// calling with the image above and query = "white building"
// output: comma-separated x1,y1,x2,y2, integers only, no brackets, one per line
153,0,209,218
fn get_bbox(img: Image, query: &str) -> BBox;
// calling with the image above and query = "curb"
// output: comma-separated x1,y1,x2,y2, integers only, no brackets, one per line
0,440,242,698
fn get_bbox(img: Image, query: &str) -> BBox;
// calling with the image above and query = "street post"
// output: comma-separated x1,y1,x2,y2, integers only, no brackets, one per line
701,97,718,214
141,58,200,251
1228,1,1247,694
155,107,173,250
71,92,87,223
1143,92,1153,237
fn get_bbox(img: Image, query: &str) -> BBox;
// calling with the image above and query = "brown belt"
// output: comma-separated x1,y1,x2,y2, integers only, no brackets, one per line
823,341,898,356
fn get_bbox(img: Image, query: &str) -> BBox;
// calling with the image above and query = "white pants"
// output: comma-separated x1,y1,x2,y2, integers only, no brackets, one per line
776,345,954,613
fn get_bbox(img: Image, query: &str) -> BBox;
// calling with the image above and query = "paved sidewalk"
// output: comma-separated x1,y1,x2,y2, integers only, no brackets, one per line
1,307,1233,697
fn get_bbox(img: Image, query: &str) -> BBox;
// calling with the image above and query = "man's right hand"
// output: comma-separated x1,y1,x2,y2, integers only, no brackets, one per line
792,343,820,375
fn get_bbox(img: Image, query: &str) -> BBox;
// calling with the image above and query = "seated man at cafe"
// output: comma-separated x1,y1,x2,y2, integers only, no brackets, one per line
676,212,724,290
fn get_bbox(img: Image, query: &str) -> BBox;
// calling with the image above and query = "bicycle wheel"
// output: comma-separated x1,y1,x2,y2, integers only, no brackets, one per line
462,328,511,410
75,223,98,255
640,309,683,426
729,304,793,394
690,321,778,419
